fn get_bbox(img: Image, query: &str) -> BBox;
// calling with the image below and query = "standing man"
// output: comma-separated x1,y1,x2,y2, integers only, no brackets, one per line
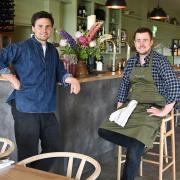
0,11,80,170
99,27,180,180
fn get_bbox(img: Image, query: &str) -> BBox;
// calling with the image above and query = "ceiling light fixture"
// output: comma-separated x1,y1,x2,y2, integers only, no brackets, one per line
150,0,167,20
105,0,127,9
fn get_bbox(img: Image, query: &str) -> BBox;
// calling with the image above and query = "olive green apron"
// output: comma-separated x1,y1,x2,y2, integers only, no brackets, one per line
100,54,166,148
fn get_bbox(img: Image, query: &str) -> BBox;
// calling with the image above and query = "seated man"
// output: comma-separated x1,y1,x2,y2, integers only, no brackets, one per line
99,27,180,180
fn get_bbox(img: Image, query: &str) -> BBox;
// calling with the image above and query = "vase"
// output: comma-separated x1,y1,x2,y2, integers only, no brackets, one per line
61,54,77,77
87,56,95,74
75,60,88,77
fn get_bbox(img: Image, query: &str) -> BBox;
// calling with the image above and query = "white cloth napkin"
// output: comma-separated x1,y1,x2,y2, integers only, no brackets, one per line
0,159,14,169
109,100,138,127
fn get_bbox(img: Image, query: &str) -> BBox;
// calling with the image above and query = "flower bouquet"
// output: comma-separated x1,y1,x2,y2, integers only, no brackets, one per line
59,22,103,61
58,22,113,76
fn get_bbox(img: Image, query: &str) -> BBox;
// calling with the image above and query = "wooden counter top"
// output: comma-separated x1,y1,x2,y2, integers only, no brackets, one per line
0,71,123,83
0,65,179,83
0,76,7,81
77,71,122,83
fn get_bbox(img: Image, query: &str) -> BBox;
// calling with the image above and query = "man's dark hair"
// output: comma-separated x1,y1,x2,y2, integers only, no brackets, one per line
31,11,54,27
133,27,153,40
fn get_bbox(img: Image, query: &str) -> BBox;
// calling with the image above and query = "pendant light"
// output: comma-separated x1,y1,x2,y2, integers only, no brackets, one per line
150,0,167,20
105,0,127,9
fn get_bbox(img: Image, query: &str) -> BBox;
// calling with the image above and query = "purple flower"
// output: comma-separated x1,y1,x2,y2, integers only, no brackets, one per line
60,30,77,49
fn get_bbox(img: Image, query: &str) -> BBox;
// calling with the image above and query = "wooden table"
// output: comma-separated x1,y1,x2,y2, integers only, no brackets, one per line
0,164,73,180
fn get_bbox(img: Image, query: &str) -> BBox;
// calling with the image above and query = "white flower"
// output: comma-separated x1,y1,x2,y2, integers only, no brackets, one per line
75,31,83,38
59,39,67,47
89,40,96,47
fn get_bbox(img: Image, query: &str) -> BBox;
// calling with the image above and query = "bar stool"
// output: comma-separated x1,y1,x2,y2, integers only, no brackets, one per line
117,110,176,180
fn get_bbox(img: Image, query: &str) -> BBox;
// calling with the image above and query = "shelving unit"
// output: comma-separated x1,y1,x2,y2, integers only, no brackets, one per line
76,0,121,53
172,39,180,65
122,13,142,20
109,9,121,37
59,0,123,70
122,12,180,48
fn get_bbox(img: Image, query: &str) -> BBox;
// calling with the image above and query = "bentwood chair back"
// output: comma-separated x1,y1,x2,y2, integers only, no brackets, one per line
0,137,15,159
17,152,101,180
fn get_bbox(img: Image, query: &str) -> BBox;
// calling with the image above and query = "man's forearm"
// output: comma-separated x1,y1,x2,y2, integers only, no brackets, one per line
162,102,175,115
1,73,21,90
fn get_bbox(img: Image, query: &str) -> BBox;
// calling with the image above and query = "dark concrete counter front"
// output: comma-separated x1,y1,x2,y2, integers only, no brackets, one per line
0,71,122,162
56,75,121,160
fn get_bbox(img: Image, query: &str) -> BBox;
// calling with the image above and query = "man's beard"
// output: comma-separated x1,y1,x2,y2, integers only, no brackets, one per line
138,49,151,56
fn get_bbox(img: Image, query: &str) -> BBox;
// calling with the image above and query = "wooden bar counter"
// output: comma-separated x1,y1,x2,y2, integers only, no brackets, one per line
0,67,179,162
56,71,122,160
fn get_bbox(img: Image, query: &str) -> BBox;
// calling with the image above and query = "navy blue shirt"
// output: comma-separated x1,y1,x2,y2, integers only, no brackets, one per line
0,36,70,113
117,50,180,104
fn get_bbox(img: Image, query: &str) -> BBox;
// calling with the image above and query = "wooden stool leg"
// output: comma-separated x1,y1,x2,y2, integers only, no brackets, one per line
171,112,176,180
164,123,168,163
175,109,178,127
117,146,122,180
139,157,143,176
159,120,165,180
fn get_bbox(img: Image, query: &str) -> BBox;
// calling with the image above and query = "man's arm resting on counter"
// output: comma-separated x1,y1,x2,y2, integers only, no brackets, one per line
1,73,21,90
65,76,80,94
147,102,175,117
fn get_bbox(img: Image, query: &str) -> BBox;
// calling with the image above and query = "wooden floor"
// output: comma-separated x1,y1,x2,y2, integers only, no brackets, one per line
98,125,180,180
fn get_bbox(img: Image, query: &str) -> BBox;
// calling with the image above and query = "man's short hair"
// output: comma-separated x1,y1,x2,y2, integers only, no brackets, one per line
31,11,54,27
133,27,153,40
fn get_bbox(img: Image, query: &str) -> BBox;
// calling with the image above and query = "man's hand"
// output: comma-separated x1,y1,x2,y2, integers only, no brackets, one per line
1,74,21,90
146,107,165,117
117,102,123,109
147,102,175,117
65,76,80,94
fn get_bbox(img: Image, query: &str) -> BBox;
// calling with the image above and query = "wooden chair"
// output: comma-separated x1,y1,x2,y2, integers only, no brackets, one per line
17,152,101,180
117,110,176,180
0,137,15,159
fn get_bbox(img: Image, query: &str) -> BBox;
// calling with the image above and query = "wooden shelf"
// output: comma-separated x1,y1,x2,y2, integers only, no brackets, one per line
77,16,87,20
122,14,142,20
109,22,119,26
14,22,31,27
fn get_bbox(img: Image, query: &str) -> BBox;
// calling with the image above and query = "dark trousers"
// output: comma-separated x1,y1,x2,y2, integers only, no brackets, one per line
11,101,63,171
98,128,145,180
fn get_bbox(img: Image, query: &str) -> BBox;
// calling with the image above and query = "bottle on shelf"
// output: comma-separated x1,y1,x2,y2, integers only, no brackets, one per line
77,5,83,17
111,13,115,23
82,6,87,17
111,26,116,37
108,42,113,52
